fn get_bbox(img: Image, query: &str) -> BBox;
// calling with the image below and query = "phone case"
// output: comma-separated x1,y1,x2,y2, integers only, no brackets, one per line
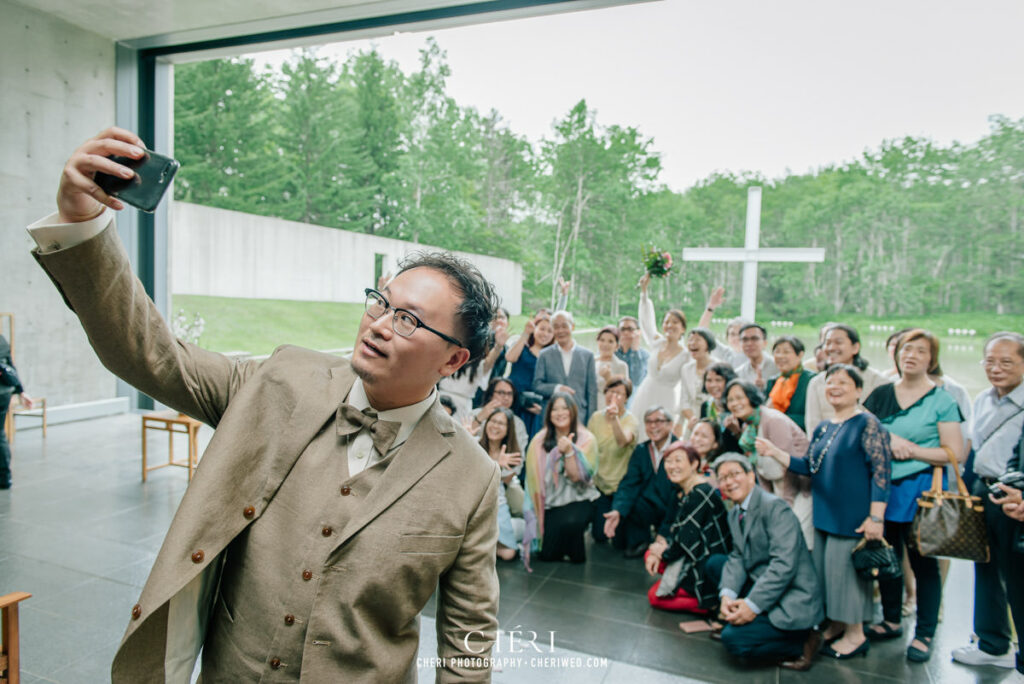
94,150,180,213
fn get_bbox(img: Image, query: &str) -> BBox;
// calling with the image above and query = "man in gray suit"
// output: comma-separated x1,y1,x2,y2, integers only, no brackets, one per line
705,453,824,671
532,310,598,423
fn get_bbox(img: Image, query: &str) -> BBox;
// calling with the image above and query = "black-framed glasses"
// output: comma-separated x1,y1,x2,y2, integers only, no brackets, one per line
363,288,464,348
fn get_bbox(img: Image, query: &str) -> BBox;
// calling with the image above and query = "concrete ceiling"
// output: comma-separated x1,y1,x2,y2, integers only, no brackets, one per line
12,0,642,54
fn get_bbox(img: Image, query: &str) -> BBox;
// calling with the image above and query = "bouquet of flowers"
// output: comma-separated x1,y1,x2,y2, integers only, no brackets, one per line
642,246,674,278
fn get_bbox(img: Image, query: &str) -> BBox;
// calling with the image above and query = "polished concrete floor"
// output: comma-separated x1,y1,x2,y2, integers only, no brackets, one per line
0,413,1019,683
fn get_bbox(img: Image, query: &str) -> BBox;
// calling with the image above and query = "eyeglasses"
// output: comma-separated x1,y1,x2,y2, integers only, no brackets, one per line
363,288,464,348
492,390,514,397
717,471,746,483
981,358,1021,371
620,326,638,332
644,418,671,425
739,336,763,343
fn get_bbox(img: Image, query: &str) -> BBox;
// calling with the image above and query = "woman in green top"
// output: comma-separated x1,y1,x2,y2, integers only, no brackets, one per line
765,336,815,432
863,329,964,663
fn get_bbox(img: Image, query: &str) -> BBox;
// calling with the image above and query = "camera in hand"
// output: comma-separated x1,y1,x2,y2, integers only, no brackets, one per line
989,470,1024,500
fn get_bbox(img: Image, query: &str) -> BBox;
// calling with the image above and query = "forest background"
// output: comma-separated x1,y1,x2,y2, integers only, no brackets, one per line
172,42,1024,328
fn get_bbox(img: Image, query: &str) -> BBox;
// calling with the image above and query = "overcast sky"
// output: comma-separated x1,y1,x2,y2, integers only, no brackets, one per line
251,0,1024,193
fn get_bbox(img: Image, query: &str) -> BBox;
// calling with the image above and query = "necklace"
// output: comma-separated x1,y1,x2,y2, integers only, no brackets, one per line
809,416,854,474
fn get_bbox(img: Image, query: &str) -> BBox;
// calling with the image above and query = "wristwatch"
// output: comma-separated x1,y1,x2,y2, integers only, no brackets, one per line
869,515,883,523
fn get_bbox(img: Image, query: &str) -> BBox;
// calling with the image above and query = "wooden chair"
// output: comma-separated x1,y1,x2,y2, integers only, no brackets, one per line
141,410,203,482
0,591,31,684
7,397,46,446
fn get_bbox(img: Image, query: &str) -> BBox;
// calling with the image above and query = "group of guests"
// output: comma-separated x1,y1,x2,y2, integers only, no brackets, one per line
440,285,1024,677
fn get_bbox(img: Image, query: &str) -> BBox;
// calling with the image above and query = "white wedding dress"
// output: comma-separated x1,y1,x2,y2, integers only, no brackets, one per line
630,292,689,435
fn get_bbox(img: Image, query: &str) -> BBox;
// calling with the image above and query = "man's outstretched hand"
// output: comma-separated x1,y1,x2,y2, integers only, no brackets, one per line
57,127,147,223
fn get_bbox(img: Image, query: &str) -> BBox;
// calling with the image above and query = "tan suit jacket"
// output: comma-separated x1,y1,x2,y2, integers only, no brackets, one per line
34,224,500,683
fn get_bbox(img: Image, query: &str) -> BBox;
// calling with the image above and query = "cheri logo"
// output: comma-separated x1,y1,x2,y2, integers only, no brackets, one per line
463,626,557,654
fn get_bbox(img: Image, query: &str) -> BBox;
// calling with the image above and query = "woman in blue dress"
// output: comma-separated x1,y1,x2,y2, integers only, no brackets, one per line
506,314,555,438
757,364,892,659
862,329,964,663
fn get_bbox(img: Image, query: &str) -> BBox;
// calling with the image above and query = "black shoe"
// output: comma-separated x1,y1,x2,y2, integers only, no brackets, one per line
865,621,903,641
821,639,869,660
906,636,932,663
624,542,648,559
0,481,11,490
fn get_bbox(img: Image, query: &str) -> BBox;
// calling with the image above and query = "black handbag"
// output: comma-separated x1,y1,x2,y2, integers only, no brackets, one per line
851,537,902,581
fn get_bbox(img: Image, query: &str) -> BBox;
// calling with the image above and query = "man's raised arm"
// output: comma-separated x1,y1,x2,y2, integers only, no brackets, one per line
28,128,259,426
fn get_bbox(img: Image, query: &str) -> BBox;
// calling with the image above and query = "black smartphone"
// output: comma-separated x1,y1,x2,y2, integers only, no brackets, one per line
94,150,180,213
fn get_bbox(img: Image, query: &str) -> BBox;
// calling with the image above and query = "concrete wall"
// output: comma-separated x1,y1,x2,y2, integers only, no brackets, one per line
0,0,117,405
170,202,523,314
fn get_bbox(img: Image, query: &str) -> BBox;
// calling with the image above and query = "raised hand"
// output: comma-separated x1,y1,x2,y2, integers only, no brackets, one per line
58,127,147,222
557,433,575,454
708,286,725,311
522,318,536,338
638,273,651,293
558,276,572,295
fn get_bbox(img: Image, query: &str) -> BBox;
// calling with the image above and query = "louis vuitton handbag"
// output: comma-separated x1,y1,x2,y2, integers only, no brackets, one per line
911,446,989,562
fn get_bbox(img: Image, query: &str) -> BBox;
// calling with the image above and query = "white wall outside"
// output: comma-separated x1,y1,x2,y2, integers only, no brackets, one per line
170,202,523,314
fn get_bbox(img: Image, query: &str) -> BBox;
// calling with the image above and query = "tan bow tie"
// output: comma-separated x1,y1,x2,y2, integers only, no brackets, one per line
336,404,401,456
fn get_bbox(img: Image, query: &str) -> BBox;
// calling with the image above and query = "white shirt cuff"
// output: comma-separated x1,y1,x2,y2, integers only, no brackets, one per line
27,208,113,254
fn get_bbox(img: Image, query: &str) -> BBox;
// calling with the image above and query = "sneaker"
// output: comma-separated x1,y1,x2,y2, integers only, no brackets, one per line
951,644,1016,668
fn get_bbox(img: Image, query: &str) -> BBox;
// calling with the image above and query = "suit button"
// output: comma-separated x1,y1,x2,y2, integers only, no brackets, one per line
269,657,281,669
321,526,333,537
243,506,255,519
191,550,204,563
302,570,313,581
340,485,351,496
284,614,295,625
131,604,142,620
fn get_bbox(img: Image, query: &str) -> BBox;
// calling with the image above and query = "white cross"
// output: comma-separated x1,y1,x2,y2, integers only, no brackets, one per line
681,186,825,320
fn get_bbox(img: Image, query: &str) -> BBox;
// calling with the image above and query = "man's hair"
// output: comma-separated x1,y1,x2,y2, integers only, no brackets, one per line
397,251,499,365
727,317,752,334
618,315,639,327
643,405,671,422
739,322,767,339
712,452,753,474
552,310,575,325
985,331,1024,361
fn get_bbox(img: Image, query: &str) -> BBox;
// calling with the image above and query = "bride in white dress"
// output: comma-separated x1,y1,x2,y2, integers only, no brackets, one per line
630,276,724,438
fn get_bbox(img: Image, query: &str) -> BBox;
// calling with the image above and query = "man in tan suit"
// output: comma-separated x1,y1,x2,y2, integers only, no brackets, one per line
28,128,501,682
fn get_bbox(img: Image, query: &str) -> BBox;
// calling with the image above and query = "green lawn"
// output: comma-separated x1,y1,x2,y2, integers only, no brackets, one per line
173,294,1017,357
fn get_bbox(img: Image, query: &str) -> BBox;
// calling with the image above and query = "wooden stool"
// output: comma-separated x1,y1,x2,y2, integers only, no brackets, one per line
0,591,31,684
8,397,46,446
141,410,202,482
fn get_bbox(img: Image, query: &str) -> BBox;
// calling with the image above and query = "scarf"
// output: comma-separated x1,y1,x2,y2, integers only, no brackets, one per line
768,370,801,414
521,427,596,571
738,407,761,462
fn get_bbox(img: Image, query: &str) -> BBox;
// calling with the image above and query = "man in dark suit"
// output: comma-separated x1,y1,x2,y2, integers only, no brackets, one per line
602,406,677,557
0,334,33,490
705,453,824,671
532,310,598,423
